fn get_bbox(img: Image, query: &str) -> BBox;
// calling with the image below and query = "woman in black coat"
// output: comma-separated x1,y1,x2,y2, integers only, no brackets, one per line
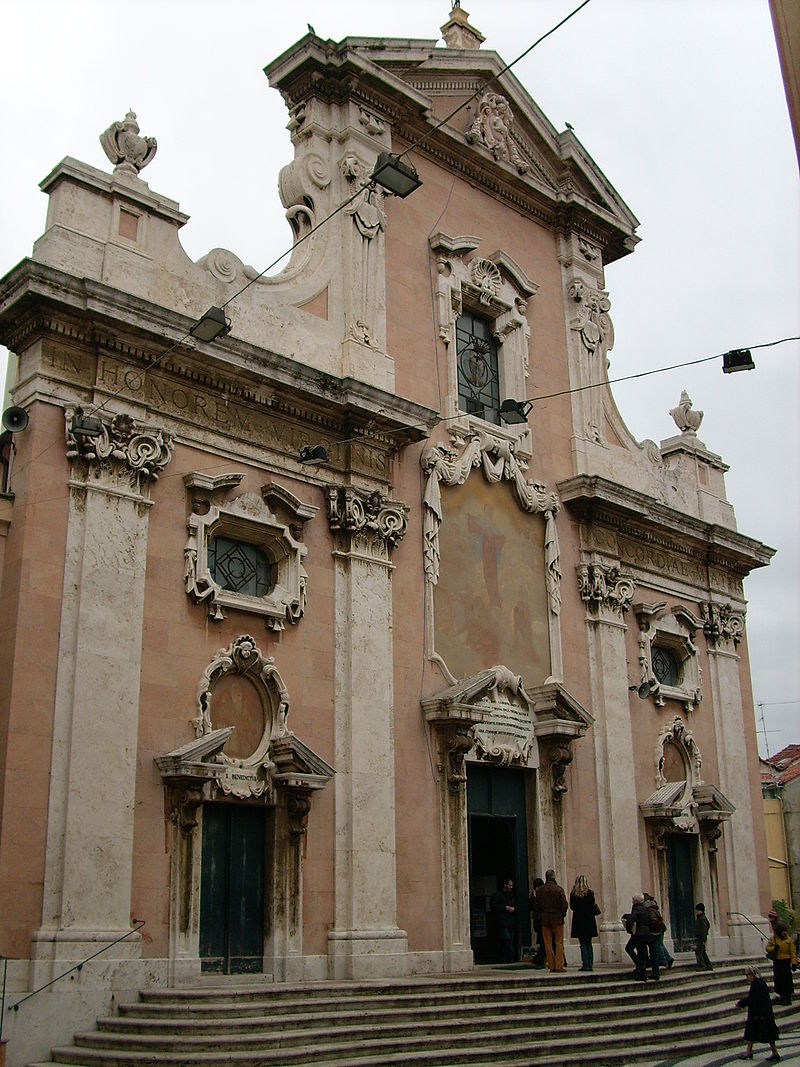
736,966,780,1060
569,874,599,972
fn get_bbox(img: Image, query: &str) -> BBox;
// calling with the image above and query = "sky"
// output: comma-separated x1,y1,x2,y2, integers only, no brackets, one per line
1,0,798,755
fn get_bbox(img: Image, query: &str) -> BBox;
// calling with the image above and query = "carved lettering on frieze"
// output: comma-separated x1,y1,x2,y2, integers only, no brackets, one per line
326,485,409,560
65,408,173,492
616,536,706,586
465,92,529,174
701,601,745,649
577,561,635,616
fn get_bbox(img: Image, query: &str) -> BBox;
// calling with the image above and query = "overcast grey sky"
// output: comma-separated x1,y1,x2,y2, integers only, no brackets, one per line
1,0,798,754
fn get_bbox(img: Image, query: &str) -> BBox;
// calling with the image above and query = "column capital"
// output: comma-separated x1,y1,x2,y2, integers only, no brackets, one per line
65,408,173,494
577,560,635,618
326,485,409,561
701,600,745,651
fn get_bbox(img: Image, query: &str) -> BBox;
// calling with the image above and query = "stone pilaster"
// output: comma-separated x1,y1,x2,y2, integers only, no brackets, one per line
578,559,639,961
33,411,172,973
701,600,766,952
326,486,410,978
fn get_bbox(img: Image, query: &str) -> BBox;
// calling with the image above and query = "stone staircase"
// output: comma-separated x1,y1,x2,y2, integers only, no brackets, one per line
32,959,800,1066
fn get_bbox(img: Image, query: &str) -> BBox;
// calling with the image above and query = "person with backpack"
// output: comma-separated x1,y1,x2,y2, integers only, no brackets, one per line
644,892,673,972
622,893,658,981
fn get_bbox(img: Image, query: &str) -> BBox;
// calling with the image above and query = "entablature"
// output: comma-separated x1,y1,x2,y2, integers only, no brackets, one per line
559,474,774,579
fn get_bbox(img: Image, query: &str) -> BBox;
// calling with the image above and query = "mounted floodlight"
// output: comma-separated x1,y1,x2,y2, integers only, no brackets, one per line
722,348,755,373
70,408,104,439
298,444,329,466
190,306,231,343
1,406,29,433
370,152,422,198
499,399,533,425
629,680,658,700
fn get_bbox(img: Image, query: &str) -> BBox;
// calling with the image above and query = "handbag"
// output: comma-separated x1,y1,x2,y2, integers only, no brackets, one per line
593,902,601,916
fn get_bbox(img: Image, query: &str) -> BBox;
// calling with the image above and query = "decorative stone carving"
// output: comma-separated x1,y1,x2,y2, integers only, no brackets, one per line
288,792,313,837
545,741,573,796
701,600,745,649
469,667,537,767
175,786,204,835
655,716,702,789
430,234,537,456
100,110,157,177
358,108,386,136
184,479,316,629
340,153,386,348
341,155,386,240
528,682,593,800
194,634,288,740
669,390,704,436
65,408,173,491
568,280,614,358
465,92,529,174
577,561,635,615
470,259,502,303
633,602,703,713
326,485,409,560
445,729,475,794
420,434,561,615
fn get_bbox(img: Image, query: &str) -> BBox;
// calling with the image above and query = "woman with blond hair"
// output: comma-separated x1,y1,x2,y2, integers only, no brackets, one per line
569,874,600,972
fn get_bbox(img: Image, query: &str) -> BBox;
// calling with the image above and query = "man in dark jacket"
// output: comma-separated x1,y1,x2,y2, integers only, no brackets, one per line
537,868,568,971
489,877,517,963
622,893,655,980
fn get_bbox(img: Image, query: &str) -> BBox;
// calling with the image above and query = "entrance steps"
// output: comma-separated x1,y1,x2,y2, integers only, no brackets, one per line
31,958,800,1066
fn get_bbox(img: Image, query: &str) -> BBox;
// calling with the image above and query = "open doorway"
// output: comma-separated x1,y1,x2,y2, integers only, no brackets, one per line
467,763,531,963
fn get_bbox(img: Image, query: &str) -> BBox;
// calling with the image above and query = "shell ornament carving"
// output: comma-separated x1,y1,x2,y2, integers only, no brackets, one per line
470,259,502,304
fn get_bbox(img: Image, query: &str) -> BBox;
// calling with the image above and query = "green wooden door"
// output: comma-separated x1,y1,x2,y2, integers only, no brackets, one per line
199,804,265,974
666,835,695,952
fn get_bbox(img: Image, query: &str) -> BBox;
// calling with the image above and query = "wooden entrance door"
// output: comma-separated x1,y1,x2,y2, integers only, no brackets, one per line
199,803,265,973
666,834,695,952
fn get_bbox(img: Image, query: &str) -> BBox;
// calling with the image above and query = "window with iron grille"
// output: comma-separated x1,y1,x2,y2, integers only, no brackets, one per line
208,536,276,598
652,645,681,688
456,312,500,425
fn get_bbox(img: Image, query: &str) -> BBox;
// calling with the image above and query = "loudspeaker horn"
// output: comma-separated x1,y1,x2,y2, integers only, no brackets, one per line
2,406,29,433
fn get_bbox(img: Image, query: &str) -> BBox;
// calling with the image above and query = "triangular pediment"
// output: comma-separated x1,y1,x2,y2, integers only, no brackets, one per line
266,36,639,263
270,732,335,790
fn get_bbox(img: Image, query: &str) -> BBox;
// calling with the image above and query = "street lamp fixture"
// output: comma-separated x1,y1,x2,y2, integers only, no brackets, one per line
722,348,755,373
70,408,104,439
298,444,329,466
370,153,422,198
499,399,533,425
190,306,231,343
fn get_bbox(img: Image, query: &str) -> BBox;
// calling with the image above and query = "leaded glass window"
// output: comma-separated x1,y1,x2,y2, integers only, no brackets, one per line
456,312,500,425
652,646,681,688
209,536,276,598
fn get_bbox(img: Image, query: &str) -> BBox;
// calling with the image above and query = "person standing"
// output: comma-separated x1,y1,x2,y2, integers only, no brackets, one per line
765,921,797,1005
489,877,517,964
694,902,713,971
537,868,568,972
622,893,654,981
736,965,780,1061
644,892,672,973
569,874,599,972
528,877,545,968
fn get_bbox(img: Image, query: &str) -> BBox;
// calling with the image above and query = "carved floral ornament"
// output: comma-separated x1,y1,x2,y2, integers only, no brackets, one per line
577,561,635,616
421,434,562,616
568,280,614,358
465,92,529,174
326,485,409,560
701,600,745,649
65,408,173,491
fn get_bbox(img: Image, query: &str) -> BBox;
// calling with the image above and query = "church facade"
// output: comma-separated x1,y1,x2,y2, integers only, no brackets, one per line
0,6,773,1062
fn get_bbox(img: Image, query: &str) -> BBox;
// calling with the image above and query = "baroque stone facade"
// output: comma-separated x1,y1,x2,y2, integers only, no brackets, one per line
0,7,775,1064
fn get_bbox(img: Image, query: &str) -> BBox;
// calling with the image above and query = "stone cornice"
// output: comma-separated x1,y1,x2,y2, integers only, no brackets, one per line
0,259,439,448
558,474,774,578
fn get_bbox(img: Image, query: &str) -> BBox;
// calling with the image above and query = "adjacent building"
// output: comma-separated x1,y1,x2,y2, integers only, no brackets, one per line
0,6,775,1062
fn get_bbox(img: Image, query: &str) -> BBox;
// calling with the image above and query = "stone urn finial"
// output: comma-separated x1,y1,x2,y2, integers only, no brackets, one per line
669,390,703,435
100,110,157,177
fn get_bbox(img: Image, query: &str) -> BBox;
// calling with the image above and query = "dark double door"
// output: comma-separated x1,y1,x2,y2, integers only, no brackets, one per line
199,803,266,973
467,763,531,963
665,834,696,952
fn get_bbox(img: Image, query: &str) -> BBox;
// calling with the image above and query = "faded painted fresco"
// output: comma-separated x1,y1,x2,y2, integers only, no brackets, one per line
434,476,550,684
